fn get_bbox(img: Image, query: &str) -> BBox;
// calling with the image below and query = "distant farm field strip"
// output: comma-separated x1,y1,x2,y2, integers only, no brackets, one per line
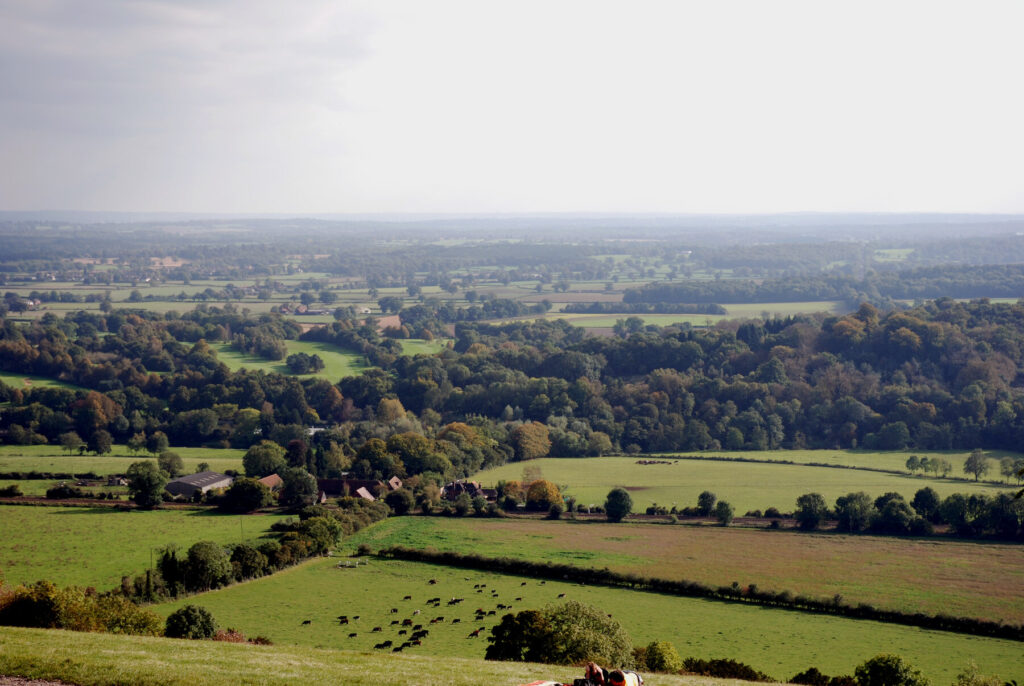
152,556,1021,684
210,340,369,380
0,505,289,589
345,517,1024,625
472,457,1008,514
0,371,84,391
0,445,244,476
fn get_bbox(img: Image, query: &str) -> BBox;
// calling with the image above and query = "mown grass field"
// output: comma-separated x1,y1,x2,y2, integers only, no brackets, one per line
0,626,739,686
151,556,1021,683
472,456,1009,514
0,505,289,589
343,517,1024,624
0,478,128,497
0,370,84,391
654,448,1022,479
210,340,370,380
0,444,244,476
397,338,452,356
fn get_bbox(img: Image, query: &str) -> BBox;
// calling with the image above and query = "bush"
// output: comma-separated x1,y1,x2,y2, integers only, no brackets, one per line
854,654,929,686
165,605,218,639
46,483,85,499
0,484,22,497
644,640,683,673
683,657,773,681
547,502,564,519
714,500,734,526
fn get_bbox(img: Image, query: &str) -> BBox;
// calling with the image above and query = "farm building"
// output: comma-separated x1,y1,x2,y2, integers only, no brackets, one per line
165,471,234,498
442,480,496,501
258,473,283,491
317,476,402,500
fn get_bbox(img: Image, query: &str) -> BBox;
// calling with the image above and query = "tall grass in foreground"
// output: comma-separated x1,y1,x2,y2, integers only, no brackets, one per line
0,626,755,686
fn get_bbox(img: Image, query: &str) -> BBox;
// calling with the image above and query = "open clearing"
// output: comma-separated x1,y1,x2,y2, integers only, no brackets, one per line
0,445,244,476
210,340,370,381
345,517,1024,625
151,555,1021,683
0,372,83,391
0,505,288,589
472,456,1009,514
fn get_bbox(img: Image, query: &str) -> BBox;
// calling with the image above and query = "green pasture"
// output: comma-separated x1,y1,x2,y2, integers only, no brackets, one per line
874,248,915,262
397,338,452,356
655,449,1022,484
152,556,1020,683
0,444,244,476
0,371,83,391
471,456,1011,514
0,479,128,498
0,505,289,589
345,517,1024,625
210,340,370,380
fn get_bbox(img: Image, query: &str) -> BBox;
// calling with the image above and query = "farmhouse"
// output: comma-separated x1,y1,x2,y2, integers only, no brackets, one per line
165,471,234,498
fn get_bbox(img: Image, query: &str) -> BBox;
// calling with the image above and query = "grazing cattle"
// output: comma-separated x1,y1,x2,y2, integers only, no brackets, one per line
413,640,422,646
468,629,481,638
391,608,398,613
428,579,438,584
413,610,420,615
487,610,496,615
452,618,461,624
390,620,399,625
301,619,311,625
337,615,348,622
515,597,522,601
348,632,357,638
392,646,403,652
413,624,422,630
372,626,382,632
557,593,566,598
403,595,412,600
496,604,508,610
540,581,546,585
402,618,413,626
353,616,360,620
521,582,527,586
398,629,407,635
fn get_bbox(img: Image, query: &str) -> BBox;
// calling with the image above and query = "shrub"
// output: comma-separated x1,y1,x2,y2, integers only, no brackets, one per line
713,500,734,526
764,507,782,518
384,488,415,515
0,484,22,497
854,654,929,686
683,657,773,681
644,640,683,673
547,502,564,519
165,605,218,639
525,480,562,511
697,491,717,516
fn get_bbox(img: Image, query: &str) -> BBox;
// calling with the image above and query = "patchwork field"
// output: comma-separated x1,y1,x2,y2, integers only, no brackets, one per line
343,517,1024,624
152,555,1021,683
472,456,1010,514
0,445,244,476
0,505,288,589
210,340,370,380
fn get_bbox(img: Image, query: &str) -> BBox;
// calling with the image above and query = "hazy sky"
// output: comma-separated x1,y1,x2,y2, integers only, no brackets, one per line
1,0,1022,214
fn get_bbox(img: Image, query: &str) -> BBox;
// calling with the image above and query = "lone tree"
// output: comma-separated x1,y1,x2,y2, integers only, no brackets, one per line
126,461,168,509
963,449,991,482
157,451,185,478
604,487,633,523
697,490,717,516
795,493,829,530
59,431,83,455
88,429,112,455
713,500,734,526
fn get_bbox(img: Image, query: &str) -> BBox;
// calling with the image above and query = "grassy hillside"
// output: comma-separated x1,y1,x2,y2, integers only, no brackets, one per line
0,505,289,589
0,445,244,476
472,456,1010,513
150,556,1021,683
0,626,756,686
343,517,1024,624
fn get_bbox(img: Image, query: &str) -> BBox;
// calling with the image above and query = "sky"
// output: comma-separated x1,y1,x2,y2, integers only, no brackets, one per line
1,0,1023,215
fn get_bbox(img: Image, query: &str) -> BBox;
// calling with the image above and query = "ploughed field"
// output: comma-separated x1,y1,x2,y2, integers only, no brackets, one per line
472,455,1012,514
0,505,288,589
150,555,1021,683
347,517,1024,625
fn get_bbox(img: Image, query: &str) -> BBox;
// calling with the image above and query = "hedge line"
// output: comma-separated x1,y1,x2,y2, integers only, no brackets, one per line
377,546,1024,641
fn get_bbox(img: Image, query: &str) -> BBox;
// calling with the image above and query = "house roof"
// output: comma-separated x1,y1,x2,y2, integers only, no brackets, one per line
168,471,232,489
258,474,283,489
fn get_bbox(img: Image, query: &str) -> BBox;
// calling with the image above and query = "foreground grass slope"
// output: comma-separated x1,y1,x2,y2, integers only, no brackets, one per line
345,517,1024,624
0,505,288,589
473,455,1010,513
0,626,760,686
151,557,1021,683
